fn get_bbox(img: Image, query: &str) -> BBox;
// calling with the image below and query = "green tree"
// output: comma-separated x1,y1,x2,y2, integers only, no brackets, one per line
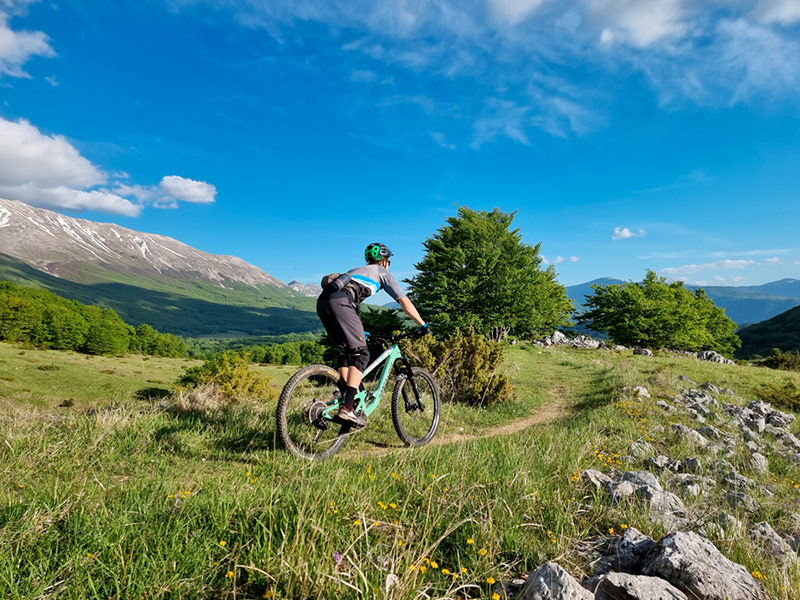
578,270,740,356
407,207,572,340
82,306,132,356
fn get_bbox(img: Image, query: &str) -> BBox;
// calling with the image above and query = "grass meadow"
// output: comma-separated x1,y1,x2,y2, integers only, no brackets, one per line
2,341,800,598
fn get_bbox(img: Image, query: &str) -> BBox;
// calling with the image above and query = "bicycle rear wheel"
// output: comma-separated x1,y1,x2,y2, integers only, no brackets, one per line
391,367,440,447
276,364,348,460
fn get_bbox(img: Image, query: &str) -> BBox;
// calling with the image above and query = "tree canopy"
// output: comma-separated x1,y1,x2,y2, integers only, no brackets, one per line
406,207,573,340
0,281,186,357
578,270,740,356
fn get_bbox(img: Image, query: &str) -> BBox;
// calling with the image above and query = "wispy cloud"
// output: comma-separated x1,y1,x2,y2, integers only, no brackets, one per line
661,259,756,276
430,131,456,150
0,1,55,78
542,254,580,265
179,0,800,147
612,226,646,241
764,256,782,264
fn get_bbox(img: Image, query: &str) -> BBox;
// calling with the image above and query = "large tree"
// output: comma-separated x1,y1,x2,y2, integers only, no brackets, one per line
407,207,572,340
578,270,740,355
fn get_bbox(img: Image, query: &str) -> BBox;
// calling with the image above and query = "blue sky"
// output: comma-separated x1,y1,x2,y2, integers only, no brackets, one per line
1,0,799,296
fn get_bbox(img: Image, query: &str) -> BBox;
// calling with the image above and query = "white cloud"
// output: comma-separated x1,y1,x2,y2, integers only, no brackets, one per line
0,118,105,188
0,184,140,217
764,256,782,264
173,0,800,143
542,254,579,265
661,259,756,276
753,0,800,24
612,226,646,241
471,99,531,148
430,131,456,150
488,0,549,26
586,0,686,47
159,176,217,204
0,117,215,215
0,4,55,78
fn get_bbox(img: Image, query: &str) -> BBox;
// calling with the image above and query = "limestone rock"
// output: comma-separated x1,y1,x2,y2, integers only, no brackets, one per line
594,572,688,600
634,347,653,357
582,469,612,490
642,531,767,600
518,562,592,600
696,350,735,365
749,521,799,563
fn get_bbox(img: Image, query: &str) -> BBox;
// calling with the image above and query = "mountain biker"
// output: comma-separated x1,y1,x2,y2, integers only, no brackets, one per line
316,242,427,427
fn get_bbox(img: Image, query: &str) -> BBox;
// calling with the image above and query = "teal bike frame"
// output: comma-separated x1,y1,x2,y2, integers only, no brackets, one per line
319,333,412,421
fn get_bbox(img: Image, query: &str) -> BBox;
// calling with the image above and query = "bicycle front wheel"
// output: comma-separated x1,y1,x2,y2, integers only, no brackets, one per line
391,367,440,447
276,364,347,460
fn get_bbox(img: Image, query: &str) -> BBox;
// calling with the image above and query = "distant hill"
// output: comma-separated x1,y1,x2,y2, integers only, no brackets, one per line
686,279,800,326
566,278,624,312
0,198,321,337
566,276,800,327
738,305,800,357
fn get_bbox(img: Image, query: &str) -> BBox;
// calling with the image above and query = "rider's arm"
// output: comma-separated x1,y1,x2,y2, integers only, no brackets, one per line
398,296,425,328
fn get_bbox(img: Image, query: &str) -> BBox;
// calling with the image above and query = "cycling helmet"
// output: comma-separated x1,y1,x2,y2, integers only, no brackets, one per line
365,242,393,264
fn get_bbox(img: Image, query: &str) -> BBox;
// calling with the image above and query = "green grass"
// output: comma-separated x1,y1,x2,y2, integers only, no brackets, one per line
2,342,800,598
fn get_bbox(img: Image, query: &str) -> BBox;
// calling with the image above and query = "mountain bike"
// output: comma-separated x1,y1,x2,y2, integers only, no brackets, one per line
276,330,440,460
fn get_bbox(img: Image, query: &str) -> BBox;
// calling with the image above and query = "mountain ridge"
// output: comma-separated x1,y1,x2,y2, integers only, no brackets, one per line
566,276,800,327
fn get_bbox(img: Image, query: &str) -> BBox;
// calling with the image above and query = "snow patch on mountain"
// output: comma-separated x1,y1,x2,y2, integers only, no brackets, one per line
0,197,288,290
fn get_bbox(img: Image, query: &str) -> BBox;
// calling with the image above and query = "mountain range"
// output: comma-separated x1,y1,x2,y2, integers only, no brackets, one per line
1,198,798,341
0,198,320,337
567,277,800,327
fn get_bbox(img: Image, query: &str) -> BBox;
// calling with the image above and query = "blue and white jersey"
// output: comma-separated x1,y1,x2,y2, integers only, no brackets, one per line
346,264,406,303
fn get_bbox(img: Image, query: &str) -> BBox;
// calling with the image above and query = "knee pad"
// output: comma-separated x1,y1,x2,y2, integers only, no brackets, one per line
346,346,369,371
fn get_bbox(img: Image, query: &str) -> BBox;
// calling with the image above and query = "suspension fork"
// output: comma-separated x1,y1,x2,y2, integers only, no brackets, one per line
396,356,425,412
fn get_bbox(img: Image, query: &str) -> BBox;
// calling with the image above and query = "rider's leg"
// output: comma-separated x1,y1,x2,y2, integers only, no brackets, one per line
340,347,368,411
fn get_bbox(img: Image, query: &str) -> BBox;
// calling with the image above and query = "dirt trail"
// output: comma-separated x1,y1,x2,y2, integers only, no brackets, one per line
431,385,569,447
341,386,570,457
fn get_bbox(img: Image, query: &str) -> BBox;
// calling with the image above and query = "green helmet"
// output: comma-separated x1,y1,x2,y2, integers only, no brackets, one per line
365,242,393,264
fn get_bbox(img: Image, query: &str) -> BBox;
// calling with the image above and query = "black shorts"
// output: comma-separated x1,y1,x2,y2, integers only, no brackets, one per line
316,290,366,351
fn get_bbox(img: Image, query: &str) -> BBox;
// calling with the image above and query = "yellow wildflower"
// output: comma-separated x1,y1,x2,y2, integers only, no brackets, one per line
225,571,234,579
442,568,450,575
461,567,468,573
219,540,227,547
420,565,427,574
431,560,438,568
486,576,496,584
478,547,488,556
492,594,500,600
467,538,474,544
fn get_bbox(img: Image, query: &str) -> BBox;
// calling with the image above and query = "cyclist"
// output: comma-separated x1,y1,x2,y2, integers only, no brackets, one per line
317,242,427,427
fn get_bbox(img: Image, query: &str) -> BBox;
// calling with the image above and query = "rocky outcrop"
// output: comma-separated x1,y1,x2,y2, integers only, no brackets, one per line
519,562,593,600
287,280,322,297
642,531,767,600
594,572,687,600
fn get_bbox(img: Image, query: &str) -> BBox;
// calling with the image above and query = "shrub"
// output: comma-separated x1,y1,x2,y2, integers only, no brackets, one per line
402,327,513,407
763,349,800,372
177,351,275,402
756,379,800,412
